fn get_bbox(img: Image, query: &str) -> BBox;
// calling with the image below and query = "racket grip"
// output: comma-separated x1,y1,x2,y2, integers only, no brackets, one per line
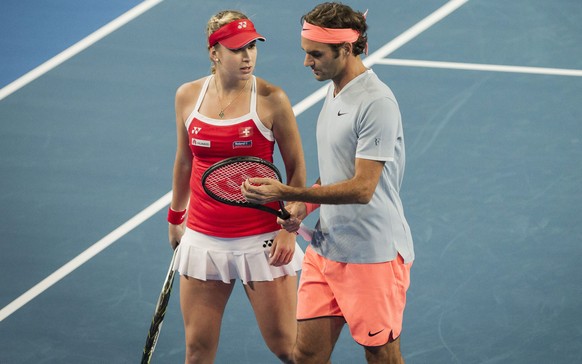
278,209,291,220
297,223,314,242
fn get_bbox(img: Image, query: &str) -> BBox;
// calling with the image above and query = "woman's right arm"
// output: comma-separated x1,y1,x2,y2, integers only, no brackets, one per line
168,84,195,249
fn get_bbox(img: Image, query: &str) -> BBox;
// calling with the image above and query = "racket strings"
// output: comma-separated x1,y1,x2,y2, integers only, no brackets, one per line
204,161,278,203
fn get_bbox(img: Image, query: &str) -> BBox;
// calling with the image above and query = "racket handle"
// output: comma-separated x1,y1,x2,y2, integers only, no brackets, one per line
297,223,314,242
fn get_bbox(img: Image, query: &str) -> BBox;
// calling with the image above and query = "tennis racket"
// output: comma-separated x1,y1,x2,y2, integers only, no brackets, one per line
141,249,178,364
202,156,313,241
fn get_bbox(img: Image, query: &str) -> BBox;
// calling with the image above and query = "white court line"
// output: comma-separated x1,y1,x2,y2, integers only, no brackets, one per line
0,0,166,322
0,0,468,322
0,192,172,322
377,58,582,77
0,0,165,102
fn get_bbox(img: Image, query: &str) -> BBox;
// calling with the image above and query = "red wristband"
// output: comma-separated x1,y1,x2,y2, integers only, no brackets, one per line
167,207,186,225
304,184,320,216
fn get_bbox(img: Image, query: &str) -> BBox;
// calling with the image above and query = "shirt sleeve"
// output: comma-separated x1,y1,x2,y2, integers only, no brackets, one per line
355,96,401,161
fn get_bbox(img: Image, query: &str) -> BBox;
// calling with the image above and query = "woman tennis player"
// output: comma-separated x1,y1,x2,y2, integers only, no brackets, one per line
166,10,305,363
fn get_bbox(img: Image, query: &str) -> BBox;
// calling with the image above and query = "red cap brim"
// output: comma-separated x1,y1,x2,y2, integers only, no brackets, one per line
208,19,266,50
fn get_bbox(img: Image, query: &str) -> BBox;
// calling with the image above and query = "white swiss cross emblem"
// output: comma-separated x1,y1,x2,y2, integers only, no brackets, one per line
239,127,253,138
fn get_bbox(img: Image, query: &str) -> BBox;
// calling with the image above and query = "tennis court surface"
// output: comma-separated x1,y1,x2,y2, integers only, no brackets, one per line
1,0,581,362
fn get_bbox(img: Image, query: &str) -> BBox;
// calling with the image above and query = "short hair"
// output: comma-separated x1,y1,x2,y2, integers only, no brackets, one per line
301,2,368,56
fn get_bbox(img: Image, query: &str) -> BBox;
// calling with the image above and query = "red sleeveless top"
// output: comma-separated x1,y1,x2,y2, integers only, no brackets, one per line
186,76,281,237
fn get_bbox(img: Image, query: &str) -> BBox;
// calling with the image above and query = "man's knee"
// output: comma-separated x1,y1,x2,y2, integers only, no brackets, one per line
364,336,403,364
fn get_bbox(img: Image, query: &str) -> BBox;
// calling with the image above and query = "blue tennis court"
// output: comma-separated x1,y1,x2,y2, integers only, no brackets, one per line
1,0,581,363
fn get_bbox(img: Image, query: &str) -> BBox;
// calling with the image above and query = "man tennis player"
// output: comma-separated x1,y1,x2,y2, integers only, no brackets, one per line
243,2,414,363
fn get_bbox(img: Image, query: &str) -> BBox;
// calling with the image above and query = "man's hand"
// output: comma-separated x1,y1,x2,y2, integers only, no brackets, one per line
241,178,286,204
277,202,307,233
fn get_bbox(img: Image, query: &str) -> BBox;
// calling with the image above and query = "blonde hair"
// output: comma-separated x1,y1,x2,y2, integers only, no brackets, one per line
207,10,249,74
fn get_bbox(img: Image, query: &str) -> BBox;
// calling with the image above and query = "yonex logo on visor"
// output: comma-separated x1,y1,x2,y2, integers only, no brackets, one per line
208,19,266,50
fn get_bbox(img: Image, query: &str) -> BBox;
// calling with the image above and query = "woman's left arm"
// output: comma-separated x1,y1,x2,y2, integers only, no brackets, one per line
269,86,306,189
260,81,306,266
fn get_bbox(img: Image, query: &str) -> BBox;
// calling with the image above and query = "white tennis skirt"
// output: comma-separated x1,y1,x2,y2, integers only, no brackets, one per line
173,228,304,284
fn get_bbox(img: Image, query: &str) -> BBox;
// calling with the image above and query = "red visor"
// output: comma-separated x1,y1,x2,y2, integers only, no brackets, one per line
208,19,266,50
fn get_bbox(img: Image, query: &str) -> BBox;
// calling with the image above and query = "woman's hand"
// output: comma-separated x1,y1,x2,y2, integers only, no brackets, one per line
168,223,185,250
268,229,296,267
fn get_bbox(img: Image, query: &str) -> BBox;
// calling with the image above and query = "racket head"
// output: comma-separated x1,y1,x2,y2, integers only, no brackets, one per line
202,156,288,218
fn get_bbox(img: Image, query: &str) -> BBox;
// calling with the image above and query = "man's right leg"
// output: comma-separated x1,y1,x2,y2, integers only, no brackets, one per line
364,336,404,364
293,316,345,364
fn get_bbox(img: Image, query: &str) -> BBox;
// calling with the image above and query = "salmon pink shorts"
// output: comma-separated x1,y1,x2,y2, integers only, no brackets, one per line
297,246,412,347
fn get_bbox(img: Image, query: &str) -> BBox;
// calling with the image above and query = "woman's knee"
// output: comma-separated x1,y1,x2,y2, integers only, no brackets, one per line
293,340,332,363
263,332,295,363
184,337,219,364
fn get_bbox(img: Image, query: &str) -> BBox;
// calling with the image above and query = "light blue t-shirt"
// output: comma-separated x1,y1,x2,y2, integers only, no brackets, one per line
311,69,414,264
